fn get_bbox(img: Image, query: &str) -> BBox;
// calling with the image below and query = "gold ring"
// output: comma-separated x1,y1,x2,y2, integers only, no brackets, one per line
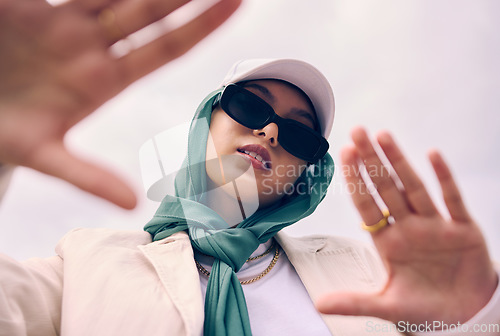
98,8,123,42
361,209,391,233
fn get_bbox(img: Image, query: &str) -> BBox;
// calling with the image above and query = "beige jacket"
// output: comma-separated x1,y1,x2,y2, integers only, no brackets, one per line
0,227,403,336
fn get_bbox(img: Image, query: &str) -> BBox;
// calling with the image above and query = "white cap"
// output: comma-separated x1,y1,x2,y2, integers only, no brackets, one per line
221,59,335,138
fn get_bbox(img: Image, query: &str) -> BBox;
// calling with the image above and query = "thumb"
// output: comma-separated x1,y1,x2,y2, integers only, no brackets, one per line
28,141,137,209
316,291,393,321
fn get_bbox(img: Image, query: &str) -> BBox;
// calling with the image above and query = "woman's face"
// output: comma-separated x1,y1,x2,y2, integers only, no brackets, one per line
206,79,319,209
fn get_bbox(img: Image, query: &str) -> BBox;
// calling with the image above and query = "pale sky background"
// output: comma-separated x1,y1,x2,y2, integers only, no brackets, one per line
0,0,499,262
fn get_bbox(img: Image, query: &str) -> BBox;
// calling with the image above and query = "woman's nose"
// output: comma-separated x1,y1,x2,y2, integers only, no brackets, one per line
253,123,279,147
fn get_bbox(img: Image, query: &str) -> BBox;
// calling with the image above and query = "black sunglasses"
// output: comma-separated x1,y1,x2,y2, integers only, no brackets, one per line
214,84,329,162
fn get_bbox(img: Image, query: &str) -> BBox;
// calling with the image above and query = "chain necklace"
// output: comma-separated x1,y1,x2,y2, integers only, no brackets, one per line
246,240,276,261
195,244,280,285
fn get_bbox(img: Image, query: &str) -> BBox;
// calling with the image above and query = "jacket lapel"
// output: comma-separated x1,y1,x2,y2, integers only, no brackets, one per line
276,232,403,336
139,231,204,336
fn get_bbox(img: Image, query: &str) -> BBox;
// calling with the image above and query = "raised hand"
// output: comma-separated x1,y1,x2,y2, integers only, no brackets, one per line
0,0,241,209
316,127,498,325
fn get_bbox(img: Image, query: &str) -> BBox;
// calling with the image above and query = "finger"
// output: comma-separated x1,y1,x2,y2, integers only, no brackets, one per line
316,291,393,322
117,0,241,87
28,142,137,209
429,150,472,223
66,0,120,13
351,127,410,219
377,131,439,216
341,146,387,232
110,0,191,42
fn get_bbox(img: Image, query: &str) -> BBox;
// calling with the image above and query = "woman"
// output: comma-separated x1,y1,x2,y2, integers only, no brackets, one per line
141,58,500,335
0,1,498,335
144,58,339,335
2,58,499,336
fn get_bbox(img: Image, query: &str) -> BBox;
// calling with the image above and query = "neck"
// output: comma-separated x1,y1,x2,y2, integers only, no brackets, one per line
204,179,259,228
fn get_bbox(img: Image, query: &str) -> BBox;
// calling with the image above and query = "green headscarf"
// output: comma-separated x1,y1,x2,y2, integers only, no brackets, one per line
144,89,335,335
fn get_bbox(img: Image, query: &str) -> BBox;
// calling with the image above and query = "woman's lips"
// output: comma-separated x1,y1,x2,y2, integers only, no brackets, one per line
237,144,272,170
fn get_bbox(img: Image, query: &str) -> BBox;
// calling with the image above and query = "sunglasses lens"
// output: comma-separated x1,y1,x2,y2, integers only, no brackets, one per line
224,89,271,129
221,84,329,162
279,125,319,159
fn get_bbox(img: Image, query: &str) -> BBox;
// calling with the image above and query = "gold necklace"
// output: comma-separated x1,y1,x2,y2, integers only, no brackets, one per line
195,244,280,285
246,240,276,261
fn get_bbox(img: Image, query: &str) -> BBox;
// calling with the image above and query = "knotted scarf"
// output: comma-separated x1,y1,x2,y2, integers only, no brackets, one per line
144,89,335,335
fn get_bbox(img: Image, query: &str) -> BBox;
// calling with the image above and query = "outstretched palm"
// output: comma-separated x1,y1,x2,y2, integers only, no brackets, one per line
0,0,241,208
317,127,497,325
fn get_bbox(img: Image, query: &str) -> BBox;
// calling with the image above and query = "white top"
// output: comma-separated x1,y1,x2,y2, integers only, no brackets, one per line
195,239,332,335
